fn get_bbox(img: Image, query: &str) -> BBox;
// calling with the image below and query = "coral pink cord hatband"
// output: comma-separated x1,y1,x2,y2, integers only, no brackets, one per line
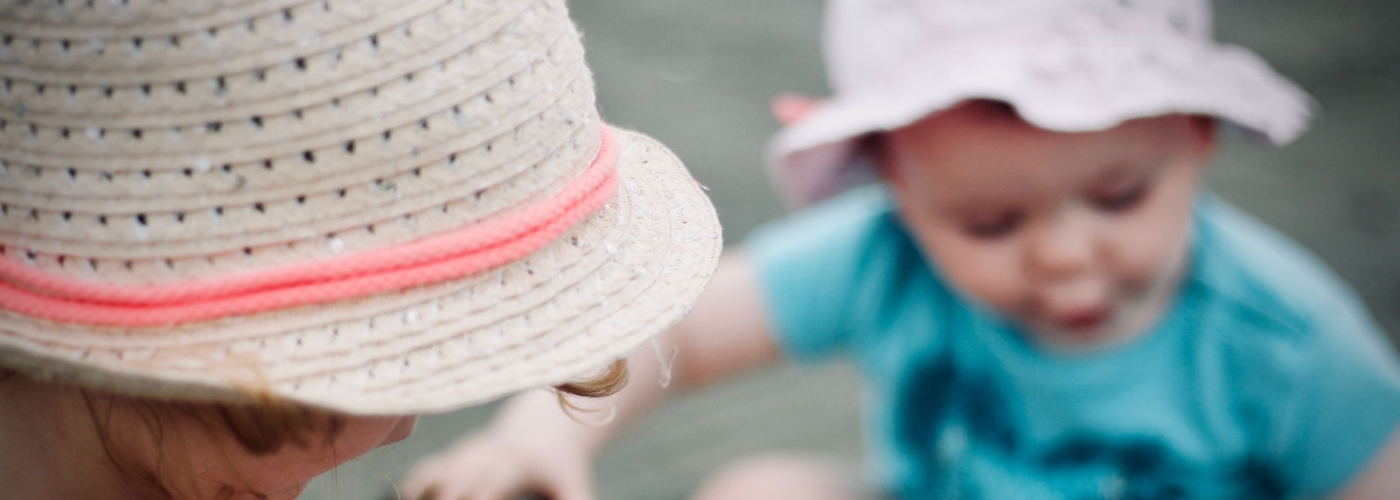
0,126,622,327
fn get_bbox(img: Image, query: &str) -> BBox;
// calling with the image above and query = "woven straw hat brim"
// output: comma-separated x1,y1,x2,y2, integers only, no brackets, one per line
0,127,720,415
767,15,1314,208
0,0,721,414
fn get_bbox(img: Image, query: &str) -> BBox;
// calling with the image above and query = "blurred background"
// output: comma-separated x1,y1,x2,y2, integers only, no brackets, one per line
305,0,1400,498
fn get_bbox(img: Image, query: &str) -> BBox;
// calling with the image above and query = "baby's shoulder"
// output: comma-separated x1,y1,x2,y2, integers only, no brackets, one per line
747,185,920,279
753,184,901,242
1189,196,1389,378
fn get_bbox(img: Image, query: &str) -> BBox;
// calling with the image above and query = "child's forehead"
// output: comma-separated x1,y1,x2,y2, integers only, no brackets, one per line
896,100,1190,148
887,104,1196,198
910,0,1204,30
772,0,1308,210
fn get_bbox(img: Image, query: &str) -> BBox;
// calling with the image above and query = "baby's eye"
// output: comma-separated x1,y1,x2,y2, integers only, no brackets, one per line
963,211,1024,239
1089,179,1151,213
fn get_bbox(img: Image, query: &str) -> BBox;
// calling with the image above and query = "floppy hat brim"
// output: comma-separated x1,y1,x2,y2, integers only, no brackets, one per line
0,127,721,415
768,30,1314,208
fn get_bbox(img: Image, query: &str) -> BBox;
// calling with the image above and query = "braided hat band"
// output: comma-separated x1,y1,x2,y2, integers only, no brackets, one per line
0,127,620,326
0,0,722,414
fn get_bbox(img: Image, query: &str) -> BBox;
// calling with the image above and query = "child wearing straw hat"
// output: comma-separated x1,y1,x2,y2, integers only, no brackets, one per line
404,0,1400,499
0,0,720,498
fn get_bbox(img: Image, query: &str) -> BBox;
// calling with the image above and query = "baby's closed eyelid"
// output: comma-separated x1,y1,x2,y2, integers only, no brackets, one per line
962,210,1026,239
1090,172,1146,195
1087,177,1153,212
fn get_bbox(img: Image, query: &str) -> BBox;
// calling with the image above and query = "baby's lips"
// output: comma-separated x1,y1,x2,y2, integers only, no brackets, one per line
1053,307,1112,332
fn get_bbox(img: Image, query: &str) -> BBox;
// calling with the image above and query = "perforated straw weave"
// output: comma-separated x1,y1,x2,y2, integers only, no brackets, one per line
0,0,722,414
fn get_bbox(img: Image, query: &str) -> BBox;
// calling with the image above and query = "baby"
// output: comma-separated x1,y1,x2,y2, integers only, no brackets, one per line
405,0,1400,499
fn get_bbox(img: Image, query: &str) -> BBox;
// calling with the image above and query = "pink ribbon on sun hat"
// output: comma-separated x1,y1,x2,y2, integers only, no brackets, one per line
0,127,621,327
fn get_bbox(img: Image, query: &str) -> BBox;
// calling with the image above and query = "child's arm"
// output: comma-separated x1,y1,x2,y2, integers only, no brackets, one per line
1335,427,1400,500
402,252,782,500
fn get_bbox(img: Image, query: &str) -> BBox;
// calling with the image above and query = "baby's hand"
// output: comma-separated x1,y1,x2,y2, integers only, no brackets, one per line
771,93,821,125
402,425,595,500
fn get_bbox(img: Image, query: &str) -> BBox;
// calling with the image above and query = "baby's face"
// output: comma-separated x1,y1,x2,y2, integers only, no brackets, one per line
884,101,1214,350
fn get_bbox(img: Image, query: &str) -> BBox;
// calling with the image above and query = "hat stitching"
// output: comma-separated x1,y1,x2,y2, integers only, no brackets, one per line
0,148,626,351
348,158,709,412
0,0,319,34
0,140,660,400
0,95,596,274
0,38,583,205
0,0,550,154
273,173,661,405
0,164,711,411
0,0,468,78
0,126,617,325
0,134,631,348
0,37,579,194
0,68,588,228
0,25,593,268
0,3,533,130
0,0,721,414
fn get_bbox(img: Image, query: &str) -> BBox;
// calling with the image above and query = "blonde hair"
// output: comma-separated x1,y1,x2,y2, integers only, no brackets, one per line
554,358,629,398
552,358,629,425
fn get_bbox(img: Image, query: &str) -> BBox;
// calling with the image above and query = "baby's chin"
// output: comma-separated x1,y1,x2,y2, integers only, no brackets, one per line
1020,318,1147,354
1019,305,1148,352
1018,274,1181,353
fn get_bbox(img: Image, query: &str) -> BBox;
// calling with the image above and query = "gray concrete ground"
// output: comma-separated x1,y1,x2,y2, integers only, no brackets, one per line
303,1,1400,499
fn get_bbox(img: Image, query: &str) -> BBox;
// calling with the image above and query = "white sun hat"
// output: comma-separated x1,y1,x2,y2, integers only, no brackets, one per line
0,0,721,414
768,0,1314,208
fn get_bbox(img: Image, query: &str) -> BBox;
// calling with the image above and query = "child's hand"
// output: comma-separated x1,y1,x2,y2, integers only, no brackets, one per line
401,253,778,500
402,416,596,500
771,93,821,125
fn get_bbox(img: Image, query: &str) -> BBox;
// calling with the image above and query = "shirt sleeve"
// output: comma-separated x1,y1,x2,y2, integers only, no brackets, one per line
743,187,899,362
1196,195,1400,496
1273,304,1400,496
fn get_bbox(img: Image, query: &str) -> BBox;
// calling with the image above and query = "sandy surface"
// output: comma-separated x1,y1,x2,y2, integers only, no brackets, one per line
303,1,1400,498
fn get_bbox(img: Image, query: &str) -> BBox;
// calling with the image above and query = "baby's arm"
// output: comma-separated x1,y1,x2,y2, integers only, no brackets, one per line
403,252,782,500
1335,427,1400,500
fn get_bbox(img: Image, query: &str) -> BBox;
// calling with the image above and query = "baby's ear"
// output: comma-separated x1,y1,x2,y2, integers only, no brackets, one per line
770,93,821,125
861,133,896,182
1189,115,1219,162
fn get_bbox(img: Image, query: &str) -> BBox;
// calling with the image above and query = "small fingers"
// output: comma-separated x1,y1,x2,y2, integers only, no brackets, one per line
403,459,483,500
770,93,821,125
416,485,441,500
409,480,486,500
403,458,532,500
536,464,595,500
401,457,448,499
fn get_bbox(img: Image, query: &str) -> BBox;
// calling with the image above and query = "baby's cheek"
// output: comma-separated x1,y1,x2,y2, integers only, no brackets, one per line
1107,216,1190,290
901,208,1030,314
1110,163,1198,286
927,238,1027,312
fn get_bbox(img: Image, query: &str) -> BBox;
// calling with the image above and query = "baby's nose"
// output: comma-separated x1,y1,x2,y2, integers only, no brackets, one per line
1035,278,1109,315
1025,210,1097,280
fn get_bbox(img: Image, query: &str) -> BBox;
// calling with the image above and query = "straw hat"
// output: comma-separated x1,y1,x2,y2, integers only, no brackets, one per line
768,0,1314,208
0,0,721,414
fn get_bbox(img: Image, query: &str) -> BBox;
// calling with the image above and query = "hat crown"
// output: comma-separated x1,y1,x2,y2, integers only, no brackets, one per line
0,0,724,415
0,0,603,285
823,0,1211,94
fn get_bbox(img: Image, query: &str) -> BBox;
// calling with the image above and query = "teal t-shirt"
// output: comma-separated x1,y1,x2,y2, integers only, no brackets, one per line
746,187,1400,500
